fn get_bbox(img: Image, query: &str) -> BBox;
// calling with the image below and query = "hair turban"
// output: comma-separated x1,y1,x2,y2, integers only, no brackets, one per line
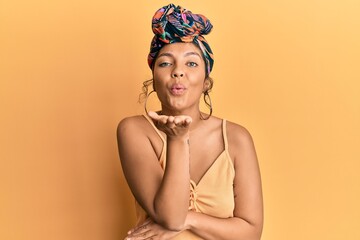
148,4,214,75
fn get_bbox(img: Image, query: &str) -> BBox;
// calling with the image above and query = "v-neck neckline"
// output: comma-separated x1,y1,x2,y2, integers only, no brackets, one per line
143,114,229,187
190,150,227,187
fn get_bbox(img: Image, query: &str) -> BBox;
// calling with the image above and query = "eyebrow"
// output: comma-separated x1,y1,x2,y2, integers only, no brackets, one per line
157,51,202,59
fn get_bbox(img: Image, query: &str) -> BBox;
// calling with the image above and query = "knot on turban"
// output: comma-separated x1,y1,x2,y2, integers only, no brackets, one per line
148,4,214,75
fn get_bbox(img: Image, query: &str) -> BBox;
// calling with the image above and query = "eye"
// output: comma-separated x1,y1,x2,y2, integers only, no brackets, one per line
158,62,171,67
187,62,198,67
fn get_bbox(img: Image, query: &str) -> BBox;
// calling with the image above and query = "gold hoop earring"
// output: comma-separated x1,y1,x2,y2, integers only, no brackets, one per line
200,91,213,120
144,90,156,116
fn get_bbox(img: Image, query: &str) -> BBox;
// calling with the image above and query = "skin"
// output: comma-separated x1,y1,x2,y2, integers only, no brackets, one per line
117,42,263,240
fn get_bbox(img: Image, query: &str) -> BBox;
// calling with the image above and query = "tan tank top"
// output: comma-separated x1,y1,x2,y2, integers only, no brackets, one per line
134,115,235,239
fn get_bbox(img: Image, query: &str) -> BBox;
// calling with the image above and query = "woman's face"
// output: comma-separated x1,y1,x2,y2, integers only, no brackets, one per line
153,42,208,114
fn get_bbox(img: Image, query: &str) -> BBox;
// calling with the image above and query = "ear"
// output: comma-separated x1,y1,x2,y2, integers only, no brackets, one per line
203,78,210,92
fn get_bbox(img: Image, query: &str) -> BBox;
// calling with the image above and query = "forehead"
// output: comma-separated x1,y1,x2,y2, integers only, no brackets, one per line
158,42,203,56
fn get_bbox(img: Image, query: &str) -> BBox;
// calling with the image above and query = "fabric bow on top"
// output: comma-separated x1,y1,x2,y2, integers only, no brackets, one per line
148,4,214,75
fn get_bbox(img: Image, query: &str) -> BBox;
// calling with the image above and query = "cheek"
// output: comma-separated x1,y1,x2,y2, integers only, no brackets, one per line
152,71,164,89
153,78,168,97
189,72,206,87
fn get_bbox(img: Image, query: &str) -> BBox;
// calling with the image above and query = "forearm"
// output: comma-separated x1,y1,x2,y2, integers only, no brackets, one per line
185,211,262,240
153,136,190,230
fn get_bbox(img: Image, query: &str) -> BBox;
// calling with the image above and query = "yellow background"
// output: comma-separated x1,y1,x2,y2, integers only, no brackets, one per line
1,0,359,239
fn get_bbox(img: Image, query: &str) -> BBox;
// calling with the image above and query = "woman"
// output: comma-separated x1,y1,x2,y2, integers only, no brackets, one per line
117,4,263,240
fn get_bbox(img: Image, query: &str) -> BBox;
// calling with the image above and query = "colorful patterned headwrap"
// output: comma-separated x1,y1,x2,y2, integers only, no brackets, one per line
148,4,214,75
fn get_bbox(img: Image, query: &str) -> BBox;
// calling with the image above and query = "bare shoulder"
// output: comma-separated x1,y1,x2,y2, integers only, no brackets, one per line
117,114,163,158
118,115,142,131
116,115,152,153
117,115,150,138
226,120,254,147
223,120,257,165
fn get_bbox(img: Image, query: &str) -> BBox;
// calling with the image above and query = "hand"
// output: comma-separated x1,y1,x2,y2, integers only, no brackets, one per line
125,218,181,240
147,111,192,140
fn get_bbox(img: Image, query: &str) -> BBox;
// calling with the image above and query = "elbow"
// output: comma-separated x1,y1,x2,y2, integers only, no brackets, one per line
153,202,188,231
241,226,262,240
162,221,184,232
153,212,186,231
149,214,184,231
149,214,185,231
250,222,263,240
252,231,262,240
156,216,186,231
238,217,263,240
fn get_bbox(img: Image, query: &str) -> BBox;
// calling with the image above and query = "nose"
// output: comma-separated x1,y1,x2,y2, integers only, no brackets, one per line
171,72,184,78
171,66,184,78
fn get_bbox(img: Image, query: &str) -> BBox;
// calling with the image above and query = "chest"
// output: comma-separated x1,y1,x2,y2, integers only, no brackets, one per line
188,133,225,185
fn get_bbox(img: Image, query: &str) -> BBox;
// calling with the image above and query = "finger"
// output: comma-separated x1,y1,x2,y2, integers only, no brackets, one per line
127,230,157,240
166,116,176,128
173,116,182,125
158,116,169,125
130,229,152,238
184,117,192,126
167,116,175,123
127,219,152,234
147,111,160,120
149,112,169,127
173,116,192,126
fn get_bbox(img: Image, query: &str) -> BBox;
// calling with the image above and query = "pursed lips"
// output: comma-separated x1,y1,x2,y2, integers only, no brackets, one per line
169,83,187,95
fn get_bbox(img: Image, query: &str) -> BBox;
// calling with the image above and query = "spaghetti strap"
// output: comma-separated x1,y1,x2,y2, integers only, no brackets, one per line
143,114,166,143
222,119,229,150
142,114,167,167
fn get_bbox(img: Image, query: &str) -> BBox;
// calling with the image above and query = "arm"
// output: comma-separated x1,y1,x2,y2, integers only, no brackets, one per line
183,123,263,240
117,113,192,231
124,123,263,240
